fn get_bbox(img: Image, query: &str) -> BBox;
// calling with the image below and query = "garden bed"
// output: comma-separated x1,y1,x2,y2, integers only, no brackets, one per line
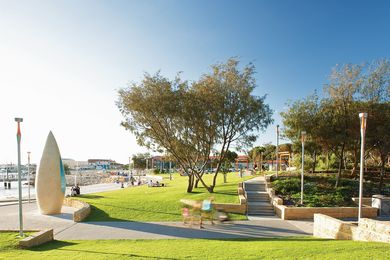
270,173,390,207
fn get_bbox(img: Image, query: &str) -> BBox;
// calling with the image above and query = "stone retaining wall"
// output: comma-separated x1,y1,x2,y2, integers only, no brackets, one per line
63,198,91,222
314,214,390,243
19,229,53,248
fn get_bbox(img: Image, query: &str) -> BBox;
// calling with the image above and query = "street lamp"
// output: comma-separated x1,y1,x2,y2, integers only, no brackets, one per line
27,151,31,203
358,113,368,220
15,117,24,237
276,125,279,178
301,131,306,205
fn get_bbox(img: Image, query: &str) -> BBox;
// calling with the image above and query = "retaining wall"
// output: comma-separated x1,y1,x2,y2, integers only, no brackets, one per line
19,229,53,248
314,214,390,243
63,198,91,222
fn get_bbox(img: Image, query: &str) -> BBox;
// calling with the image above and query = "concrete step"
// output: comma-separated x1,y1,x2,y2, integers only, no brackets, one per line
246,194,269,199
248,202,272,206
248,212,276,216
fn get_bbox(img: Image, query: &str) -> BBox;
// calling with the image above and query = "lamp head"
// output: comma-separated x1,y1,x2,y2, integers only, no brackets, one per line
301,131,307,142
14,118,23,123
359,113,368,130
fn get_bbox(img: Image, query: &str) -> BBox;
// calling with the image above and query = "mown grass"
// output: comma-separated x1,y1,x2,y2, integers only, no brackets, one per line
1,232,389,260
77,173,251,221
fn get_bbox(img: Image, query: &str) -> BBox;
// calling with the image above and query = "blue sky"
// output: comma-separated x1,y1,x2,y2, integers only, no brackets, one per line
0,0,389,163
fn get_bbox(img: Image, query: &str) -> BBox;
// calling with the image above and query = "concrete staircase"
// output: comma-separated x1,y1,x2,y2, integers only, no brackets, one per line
244,177,275,216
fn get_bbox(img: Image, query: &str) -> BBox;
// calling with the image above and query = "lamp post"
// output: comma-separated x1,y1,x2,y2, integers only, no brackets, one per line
358,113,368,220
27,151,31,203
276,125,279,177
301,131,306,205
15,117,24,237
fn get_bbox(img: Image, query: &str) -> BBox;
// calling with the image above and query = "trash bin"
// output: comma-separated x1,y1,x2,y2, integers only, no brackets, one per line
372,195,390,216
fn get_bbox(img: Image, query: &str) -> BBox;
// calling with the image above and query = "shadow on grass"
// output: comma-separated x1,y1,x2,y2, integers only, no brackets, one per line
28,240,77,251
84,204,181,222
28,241,178,259
78,194,105,199
55,248,179,259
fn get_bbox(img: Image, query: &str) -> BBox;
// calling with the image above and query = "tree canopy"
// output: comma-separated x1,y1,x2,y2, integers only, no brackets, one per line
117,58,273,192
281,59,390,189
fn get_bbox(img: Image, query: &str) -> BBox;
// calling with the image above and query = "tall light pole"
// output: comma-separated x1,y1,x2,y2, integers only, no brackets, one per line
276,125,279,178
358,113,368,220
129,156,131,173
27,151,31,203
301,131,306,205
15,118,24,237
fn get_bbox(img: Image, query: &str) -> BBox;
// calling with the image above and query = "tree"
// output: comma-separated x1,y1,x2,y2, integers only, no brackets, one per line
63,164,71,175
132,153,151,169
220,150,238,183
281,93,323,173
363,59,390,192
248,146,265,171
117,58,273,193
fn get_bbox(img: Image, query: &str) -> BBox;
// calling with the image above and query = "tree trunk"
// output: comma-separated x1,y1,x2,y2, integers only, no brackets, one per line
312,150,317,174
194,173,204,188
335,144,345,188
326,151,330,172
186,174,194,193
223,173,227,183
379,154,386,193
350,146,358,179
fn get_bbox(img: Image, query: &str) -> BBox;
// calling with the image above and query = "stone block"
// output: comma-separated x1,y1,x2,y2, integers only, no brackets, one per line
19,229,53,248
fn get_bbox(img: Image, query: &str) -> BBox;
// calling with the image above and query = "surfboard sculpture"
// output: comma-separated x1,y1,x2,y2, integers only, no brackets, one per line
36,131,66,214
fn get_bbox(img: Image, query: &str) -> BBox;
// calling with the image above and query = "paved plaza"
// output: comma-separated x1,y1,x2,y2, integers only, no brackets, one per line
0,202,313,240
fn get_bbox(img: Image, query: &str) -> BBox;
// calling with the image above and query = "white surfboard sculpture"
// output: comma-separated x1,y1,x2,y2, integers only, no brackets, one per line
36,131,66,214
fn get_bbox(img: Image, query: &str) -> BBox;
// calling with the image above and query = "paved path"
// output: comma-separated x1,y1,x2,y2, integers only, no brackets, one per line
0,202,312,240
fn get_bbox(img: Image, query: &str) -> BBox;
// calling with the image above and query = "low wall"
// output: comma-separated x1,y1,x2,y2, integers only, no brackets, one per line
314,214,390,243
63,198,91,222
277,205,378,220
212,182,247,214
354,218,390,243
19,229,53,248
213,203,246,214
313,214,354,239
351,197,373,206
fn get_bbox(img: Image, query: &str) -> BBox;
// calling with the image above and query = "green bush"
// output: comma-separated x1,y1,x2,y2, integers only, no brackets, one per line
271,174,389,207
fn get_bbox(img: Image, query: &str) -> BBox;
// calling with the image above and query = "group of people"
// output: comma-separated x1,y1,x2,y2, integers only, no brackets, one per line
182,197,228,228
70,185,80,196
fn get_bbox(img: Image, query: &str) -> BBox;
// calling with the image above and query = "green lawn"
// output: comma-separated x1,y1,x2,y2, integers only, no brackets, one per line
1,232,389,259
77,173,251,221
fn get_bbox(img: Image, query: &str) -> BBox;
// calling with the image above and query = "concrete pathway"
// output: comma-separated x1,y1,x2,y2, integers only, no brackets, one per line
0,203,313,240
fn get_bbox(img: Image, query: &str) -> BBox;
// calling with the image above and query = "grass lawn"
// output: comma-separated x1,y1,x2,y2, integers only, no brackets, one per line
1,232,389,260
77,172,251,221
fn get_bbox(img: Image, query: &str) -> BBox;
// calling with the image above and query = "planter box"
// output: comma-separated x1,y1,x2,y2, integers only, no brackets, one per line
275,204,378,220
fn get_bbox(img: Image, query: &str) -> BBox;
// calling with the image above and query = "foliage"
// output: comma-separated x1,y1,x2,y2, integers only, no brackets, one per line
271,174,390,207
117,58,273,193
281,59,390,188
63,164,71,175
131,153,151,169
